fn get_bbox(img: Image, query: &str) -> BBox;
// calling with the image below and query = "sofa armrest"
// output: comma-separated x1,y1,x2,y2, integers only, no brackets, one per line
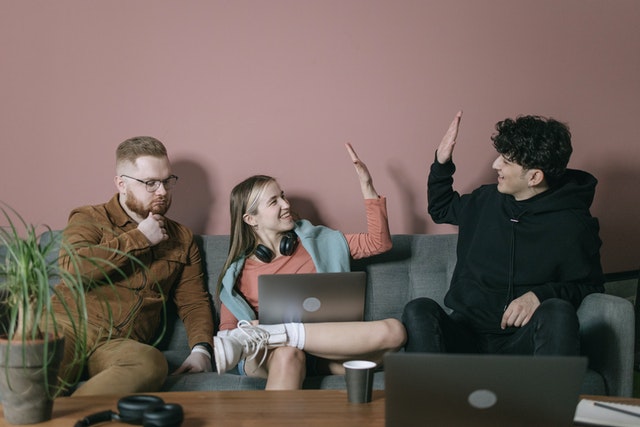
577,293,635,397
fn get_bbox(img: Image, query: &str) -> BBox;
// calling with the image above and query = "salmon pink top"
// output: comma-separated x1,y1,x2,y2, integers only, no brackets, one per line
218,197,391,330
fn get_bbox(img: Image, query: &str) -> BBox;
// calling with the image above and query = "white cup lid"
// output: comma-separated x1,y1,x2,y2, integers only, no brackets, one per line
343,360,377,369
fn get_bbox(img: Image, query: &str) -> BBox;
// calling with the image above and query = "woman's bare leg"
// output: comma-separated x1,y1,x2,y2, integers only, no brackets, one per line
225,318,405,385
302,318,406,364
245,347,306,390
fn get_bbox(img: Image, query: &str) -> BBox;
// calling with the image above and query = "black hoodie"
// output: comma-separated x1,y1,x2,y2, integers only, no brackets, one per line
428,160,605,334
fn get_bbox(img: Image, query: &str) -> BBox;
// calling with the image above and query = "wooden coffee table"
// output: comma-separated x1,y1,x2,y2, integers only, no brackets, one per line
2,391,638,426
0,390,385,426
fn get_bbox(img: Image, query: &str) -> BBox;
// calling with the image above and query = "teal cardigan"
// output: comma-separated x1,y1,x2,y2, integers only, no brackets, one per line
219,220,351,322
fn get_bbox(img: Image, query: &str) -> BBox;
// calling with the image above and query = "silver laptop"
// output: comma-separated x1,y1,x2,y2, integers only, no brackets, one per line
258,272,366,324
384,353,587,427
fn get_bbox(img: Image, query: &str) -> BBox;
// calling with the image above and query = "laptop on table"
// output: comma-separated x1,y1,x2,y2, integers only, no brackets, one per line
258,271,366,325
384,353,587,427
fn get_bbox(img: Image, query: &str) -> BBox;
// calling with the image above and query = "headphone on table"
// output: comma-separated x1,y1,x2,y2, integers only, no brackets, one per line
254,230,299,263
74,395,183,427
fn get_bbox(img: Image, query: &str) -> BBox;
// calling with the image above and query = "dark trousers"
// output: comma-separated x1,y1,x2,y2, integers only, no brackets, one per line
401,297,580,356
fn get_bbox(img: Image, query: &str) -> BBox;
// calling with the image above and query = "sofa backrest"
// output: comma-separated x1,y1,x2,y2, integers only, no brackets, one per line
195,234,458,320
40,232,458,322
353,234,458,320
194,234,230,304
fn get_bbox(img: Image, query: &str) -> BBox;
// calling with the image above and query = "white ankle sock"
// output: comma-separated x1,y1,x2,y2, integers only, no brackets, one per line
283,322,306,350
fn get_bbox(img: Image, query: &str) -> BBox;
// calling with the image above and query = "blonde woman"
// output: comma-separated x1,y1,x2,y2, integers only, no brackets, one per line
214,144,406,390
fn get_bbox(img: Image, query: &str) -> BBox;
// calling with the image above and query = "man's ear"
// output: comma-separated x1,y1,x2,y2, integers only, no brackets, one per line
114,175,125,193
528,169,545,187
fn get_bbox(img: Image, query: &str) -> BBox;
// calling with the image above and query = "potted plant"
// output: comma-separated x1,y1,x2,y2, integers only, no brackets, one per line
0,204,153,424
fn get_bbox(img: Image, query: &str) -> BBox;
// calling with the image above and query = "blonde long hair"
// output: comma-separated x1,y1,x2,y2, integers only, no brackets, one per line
216,175,276,294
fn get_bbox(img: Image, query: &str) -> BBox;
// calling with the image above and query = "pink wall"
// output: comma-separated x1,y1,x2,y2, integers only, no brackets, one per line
1,1,638,273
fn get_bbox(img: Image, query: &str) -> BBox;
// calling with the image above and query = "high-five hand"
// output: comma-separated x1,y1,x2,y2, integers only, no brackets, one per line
436,111,463,164
346,142,378,199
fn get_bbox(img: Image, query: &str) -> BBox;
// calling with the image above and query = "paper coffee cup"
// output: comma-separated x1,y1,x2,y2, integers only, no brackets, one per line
343,360,376,403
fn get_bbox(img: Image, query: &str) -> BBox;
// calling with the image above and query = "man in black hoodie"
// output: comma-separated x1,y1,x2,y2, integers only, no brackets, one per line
402,111,604,355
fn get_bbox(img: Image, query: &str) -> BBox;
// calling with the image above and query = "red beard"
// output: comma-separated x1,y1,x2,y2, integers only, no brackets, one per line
125,194,171,217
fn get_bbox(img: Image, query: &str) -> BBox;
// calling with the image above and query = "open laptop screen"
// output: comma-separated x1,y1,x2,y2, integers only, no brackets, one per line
384,353,587,427
258,272,366,325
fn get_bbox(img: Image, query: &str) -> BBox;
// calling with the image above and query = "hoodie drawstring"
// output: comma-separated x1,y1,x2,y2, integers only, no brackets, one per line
504,217,519,311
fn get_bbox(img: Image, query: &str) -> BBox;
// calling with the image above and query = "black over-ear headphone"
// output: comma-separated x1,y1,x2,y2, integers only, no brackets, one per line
74,395,183,427
254,231,299,263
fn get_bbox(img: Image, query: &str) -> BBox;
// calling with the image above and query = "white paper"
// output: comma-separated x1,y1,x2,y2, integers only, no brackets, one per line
574,399,640,427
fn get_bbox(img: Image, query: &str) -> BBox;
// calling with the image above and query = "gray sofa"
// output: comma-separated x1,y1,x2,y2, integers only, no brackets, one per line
159,233,635,397
42,232,635,396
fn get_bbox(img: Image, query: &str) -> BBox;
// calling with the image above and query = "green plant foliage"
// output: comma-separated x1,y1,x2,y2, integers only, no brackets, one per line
0,203,165,396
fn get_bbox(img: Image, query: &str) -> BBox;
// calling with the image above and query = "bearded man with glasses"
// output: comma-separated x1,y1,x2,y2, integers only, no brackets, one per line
52,136,215,396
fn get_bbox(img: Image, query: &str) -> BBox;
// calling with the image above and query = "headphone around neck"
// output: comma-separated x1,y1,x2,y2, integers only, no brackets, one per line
254,231,298,263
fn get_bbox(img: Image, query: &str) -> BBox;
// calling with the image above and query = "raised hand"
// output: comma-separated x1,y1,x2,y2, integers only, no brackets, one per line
138,211,168,245
436,111,462,164
346,143,378,199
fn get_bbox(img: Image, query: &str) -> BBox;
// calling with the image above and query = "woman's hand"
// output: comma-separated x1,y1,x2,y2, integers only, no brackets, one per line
346,143,378,199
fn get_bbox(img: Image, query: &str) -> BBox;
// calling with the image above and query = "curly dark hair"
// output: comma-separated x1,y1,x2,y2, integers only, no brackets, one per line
491,115,572,187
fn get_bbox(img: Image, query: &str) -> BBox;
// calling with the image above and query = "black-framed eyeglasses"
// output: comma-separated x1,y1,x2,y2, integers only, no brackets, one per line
120,174,179,192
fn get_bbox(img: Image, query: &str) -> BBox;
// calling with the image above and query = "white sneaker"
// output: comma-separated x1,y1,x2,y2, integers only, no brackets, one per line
213,320,287,374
